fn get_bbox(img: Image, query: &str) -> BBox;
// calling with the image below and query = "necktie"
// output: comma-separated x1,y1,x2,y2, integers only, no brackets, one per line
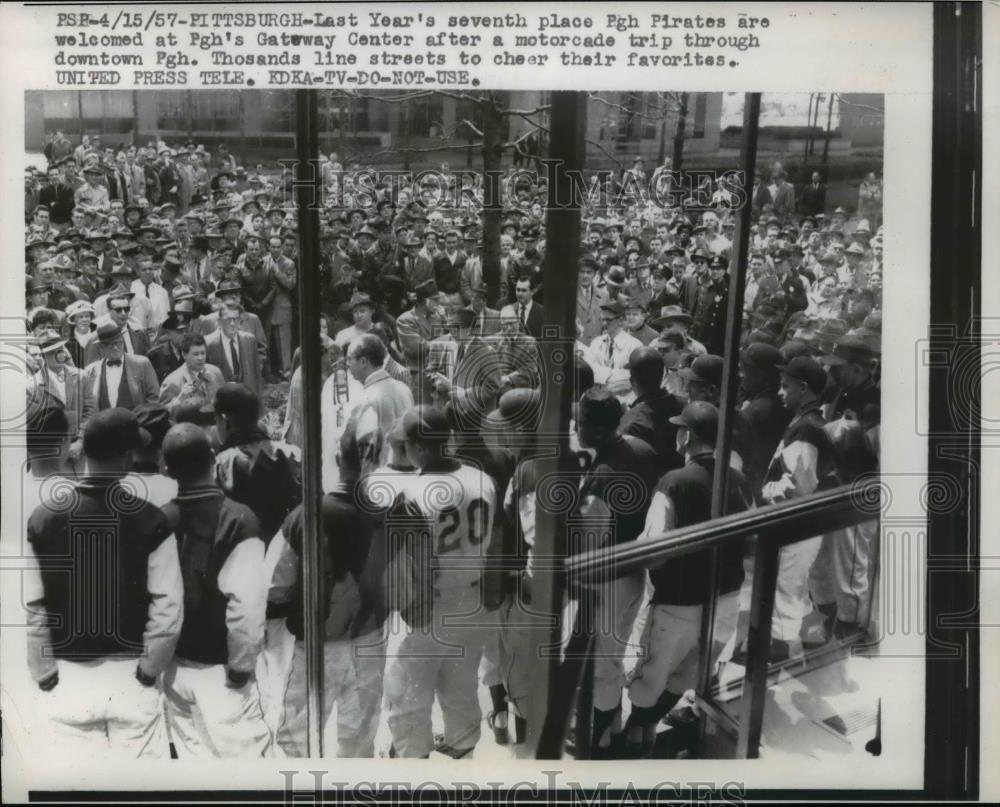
230,339,241,377
106,359,122,367
606,335,614,364
143,284,149,298
519,305,526,329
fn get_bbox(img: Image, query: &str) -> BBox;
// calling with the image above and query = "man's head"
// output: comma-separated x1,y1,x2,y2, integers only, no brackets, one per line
514,277,533,307
219,300,243,339
83,407,151,477
107,292,133,329
346,333,386,384
669,401,719,456
600,299,625,338
162,422,215,486
777,356,827,413
628,346,665,396
245,236,263,260
212,382,260,441
579,259,597,289
350,293,375,329
444,230,459,252
680,355,724,404
268,236,283,259
575,386,623,451
499,308,522,337
180,333,207,372
393,405,451,470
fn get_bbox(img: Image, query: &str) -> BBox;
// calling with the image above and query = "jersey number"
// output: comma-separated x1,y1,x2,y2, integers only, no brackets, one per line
437,498,487,554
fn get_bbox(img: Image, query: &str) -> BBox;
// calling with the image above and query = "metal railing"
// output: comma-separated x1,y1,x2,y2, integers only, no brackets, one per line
537,476,882,759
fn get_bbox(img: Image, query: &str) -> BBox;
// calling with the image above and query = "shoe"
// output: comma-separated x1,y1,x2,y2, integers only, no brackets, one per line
433,742,474,759
487,710,510,746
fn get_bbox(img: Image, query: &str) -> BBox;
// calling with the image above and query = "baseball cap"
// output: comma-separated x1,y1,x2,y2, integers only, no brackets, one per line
83,408,151,460
740,342,783,371
389,405,451,444
133,404,172,445
212,382,260,421
668,401,720,446
776,356,828,393
679,354,724,387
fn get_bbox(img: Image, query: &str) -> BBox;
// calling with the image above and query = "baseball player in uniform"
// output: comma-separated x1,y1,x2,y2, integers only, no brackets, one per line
24,409,183,758
269,421,388,757
624,402,751,757
159,423,274,757
382,406,496,758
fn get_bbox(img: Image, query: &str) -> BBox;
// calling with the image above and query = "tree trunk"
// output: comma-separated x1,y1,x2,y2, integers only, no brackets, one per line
672,92,689,174
480,100,504,308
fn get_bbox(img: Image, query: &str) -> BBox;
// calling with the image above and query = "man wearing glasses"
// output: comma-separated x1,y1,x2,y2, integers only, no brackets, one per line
84,285,150,364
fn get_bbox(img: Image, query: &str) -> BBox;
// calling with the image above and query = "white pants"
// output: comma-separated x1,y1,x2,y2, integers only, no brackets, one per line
628,592,740,707
808,520,878,627
384,591,485,757
591,571,646,712
256,617,297,736
277,630,387,758
740,537,824,645
33,658,166,759
163,658,274,758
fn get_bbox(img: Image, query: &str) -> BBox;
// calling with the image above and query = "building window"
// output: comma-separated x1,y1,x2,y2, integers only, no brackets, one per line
408,94,445,137
155,91,190,132
261,91,294,132
692,93,707,139
189,91,241,132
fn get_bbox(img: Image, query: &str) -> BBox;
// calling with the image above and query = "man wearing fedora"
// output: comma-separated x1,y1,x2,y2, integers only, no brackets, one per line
74,164,110,213
334,292,376,351
130,257,171,334
577,257,609,345
264,234,297,378
200,279,267,352
205,301,264,400
83,321,160,412
27,330,96,440
86,283,150,363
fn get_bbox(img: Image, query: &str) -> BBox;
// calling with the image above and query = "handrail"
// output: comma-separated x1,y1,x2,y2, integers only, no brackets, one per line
565,478,882,584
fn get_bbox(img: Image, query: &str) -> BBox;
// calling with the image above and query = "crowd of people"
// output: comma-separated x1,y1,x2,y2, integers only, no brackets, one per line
20,127,882,762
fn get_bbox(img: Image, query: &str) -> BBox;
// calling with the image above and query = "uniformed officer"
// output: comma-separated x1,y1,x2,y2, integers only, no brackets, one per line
691,255,729,356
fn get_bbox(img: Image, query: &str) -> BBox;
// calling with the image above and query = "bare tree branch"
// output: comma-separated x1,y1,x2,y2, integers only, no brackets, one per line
361,142,483,160
500,105,552,117
326,89,436,105
508,112,625,173
831,93,884,115
587,92,662,122
458,118,485,138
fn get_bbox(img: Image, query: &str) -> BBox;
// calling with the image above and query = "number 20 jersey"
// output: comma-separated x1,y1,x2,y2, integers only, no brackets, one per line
397,461,497,596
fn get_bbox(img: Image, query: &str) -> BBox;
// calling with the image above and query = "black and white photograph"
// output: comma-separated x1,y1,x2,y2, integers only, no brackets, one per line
0,2,991,804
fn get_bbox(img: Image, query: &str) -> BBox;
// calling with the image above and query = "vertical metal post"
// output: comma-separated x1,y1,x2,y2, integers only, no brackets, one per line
530,90,586,759
803,94,814,167
697,94,761,699
294,88,324,758
822,92,835,166
736,542,779,757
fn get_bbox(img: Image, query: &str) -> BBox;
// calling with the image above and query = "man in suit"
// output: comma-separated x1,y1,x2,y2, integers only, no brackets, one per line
27,331,96,440
466,283,501,338
83,322,160,412
38,165,76,226
199,280,267,350
427,307,503,425
84,285,151,364
500,276,546,341
577,257,609,344
395,234,432,287
432,229,467,304
799,171,827,218
159,332,226,411
205,301,265,399
491,308,541,390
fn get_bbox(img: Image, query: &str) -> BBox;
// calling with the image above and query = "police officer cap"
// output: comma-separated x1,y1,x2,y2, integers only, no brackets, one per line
708,255,727,271
669,401,719,446
776,355,828,393
83,408,151,460
213,382,260,421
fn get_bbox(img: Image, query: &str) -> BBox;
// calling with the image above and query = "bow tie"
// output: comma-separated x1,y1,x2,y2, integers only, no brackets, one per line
106,359,122,367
